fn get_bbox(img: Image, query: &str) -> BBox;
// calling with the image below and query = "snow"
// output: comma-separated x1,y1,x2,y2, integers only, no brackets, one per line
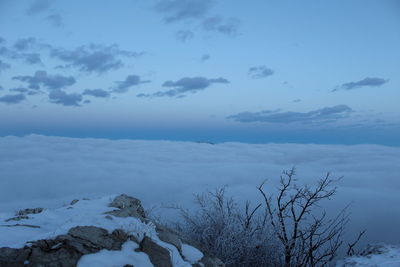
181,243,204,264
0,195,155,248
77,241,153,267
0,195,205,266
336,245,400,267
0,134,400,248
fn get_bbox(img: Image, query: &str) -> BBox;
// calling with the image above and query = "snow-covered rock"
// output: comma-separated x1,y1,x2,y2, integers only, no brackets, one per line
0,194,224,267
336,244,400,267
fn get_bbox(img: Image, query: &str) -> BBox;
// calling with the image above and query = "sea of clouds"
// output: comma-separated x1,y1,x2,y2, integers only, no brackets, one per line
0,134,399,248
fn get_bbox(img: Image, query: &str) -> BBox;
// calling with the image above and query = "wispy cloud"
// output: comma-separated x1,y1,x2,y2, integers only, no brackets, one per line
46,13,63,27
112,75,150,93
51,44,143,74
83,89,110,98
248,65,274,79
202,16,240,36
10,87,41,95
13,71,76,90
26,0,51,15
176,30,194,42
155,0,240,38
155,0,214,23
0,94,26,104
334,77,388,91
13,38,37,51
138,76,229,98
0,43,42,65
26,0,63,27
0,60,11,73
228,105,353,124
49,90,82,106
200,54,210,62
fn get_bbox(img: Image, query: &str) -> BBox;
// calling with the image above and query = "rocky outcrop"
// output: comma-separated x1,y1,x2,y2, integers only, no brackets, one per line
106,194,147,219
0,194,224,267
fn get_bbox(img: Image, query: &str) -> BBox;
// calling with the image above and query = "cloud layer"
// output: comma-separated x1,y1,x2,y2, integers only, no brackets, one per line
0,135,399,248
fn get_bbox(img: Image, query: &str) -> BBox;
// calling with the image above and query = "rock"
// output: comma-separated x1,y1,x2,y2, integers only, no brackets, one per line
107,194,146,219
5,208,44,222
105,208,143,219
139,236,172,267
0,226,129,266
68,226,128,250
16,208,44,216
359,243,388,256
1,223,40,228
0,247,30,267
5,215,29,222
0,194,224,267
156,223,183,252
70,199,79,205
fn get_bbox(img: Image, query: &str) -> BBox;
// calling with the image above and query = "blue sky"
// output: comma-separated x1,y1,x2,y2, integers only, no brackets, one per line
0,0,399,145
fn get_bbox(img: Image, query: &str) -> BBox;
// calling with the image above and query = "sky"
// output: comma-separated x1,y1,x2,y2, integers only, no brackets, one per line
0,0,399,145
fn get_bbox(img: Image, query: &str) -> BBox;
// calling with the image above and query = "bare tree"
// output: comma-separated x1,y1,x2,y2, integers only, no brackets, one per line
257,168,351,267
171,168,364,267
171,187,282,267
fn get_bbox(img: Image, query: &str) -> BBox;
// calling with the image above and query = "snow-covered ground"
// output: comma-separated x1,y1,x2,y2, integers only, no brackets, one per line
337,244,400,267
0,195,204,267
1,134,400,248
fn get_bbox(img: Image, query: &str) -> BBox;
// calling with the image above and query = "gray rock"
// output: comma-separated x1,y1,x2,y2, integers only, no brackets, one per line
139,236,172,267
0,247,30,267
68,226,128,250
0,226,129,267
105,208,143,219
70,199,79,205
16,208,44,216
0,194,224,267
156,223,182,252
5,215,30,222
108,194,146,218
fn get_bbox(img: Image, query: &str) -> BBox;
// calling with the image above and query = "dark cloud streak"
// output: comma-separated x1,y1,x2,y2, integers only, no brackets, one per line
228,105,353,124
0,94,26,104
113,75,150,93
138,76,229,98
334,77,388,91
83,89,110,98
